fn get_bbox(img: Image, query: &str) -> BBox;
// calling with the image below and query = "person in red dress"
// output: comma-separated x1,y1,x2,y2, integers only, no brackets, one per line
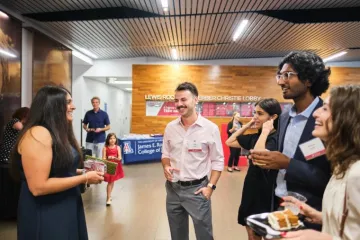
102,133,124,206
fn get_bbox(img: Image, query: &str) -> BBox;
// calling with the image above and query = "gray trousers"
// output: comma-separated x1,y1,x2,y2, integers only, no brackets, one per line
165,178,213,240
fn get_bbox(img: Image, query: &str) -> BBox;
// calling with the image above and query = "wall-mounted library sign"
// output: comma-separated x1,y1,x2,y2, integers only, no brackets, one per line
145,95,262,102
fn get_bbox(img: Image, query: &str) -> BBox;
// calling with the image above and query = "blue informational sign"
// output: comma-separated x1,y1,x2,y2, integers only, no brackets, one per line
104,102,108,112
119,137,163,164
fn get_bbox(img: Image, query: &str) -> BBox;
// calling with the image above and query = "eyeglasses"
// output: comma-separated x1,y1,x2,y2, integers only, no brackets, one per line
276,72,298,82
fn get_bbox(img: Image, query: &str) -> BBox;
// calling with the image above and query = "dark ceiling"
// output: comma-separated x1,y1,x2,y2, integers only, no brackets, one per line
1,0,360,61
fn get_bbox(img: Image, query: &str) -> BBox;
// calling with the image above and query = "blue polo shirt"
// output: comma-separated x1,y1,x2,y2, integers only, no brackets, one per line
83,109,110,143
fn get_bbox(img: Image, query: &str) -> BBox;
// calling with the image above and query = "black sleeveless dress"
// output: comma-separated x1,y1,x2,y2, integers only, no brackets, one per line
17,147,88,240
236,132,279,226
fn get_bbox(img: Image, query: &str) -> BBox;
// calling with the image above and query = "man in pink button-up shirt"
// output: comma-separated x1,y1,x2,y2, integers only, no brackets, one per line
161,82,224,240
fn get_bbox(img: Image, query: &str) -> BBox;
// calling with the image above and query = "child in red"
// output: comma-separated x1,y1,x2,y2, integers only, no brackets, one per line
102,133,124,206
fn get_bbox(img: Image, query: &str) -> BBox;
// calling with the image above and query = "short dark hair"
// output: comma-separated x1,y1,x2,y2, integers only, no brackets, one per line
12,107,30,121
175,82,199,97
278,51,330,97
255,98,282,130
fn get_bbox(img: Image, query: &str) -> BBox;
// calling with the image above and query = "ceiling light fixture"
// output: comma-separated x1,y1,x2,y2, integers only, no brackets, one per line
233,19,249,41
323,51,348,62
78,47,98,59
73,50,93,65
0,11,9,19
161,0,169,12
171,48,178,60
0,49,16,58
109,80,132,84
116,81,132,84
125,88,132,91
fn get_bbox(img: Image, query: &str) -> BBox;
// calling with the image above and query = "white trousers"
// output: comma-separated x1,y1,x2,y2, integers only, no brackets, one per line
85,142,105,158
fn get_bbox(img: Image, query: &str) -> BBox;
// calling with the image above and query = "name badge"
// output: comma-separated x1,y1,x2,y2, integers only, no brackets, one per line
188,140,202,152
299,138,326,161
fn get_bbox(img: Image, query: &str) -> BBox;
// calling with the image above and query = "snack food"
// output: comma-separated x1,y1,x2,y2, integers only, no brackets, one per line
84,160,107,173
84,155,118,175
268,209,301,230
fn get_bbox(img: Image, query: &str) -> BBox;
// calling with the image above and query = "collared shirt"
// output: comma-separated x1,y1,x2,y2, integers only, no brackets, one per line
161,114,224,182
83,109,110,143
275,97,320,197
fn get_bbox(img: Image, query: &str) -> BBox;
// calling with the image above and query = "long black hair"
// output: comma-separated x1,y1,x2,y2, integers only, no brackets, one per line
255,98,282,130
11,85,82,179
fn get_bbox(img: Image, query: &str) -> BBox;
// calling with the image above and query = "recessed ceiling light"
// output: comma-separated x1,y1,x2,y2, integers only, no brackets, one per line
107,78,132,84
171,48,178,60
233,19,249,41
112,80,132,84
323,51,347,62
0,11,9,19
0,49,16,58
161,0,168,12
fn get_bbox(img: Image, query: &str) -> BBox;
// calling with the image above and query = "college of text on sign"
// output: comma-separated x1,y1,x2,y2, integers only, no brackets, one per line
123,139,163,155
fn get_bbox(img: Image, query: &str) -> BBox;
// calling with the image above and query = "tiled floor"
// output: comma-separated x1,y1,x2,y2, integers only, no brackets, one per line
0,162,248,240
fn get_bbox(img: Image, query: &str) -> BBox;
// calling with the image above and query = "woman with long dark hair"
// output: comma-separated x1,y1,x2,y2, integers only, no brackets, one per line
227,112,242,172
226,98,281,240
11,86,104,240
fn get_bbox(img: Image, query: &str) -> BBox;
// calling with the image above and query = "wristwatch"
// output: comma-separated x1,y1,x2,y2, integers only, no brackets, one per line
207,183,216,190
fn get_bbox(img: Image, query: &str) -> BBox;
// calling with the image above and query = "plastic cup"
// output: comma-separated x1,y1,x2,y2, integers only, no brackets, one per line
283,191,307,215
287,191,307,202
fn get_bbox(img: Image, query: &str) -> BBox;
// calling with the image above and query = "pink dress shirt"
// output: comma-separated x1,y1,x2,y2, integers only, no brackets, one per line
161,114,224,182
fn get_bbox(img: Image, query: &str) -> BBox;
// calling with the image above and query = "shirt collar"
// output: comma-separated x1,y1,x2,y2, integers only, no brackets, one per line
289,97,320,118
93,108,101,113
177,113,204,127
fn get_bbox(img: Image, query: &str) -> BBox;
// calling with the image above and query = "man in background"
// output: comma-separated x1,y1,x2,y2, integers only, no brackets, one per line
83,96,110,158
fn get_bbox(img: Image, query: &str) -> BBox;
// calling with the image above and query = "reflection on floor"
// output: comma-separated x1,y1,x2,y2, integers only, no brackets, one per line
0,162,249,240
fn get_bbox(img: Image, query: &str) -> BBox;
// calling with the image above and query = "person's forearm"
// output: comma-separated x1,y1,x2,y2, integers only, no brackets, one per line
161,158,170,168
225,124,250,146
209,170,221,185
314,210,323,224
30,174,86,197
102,125,110,131
83,124,88,131
253,130,271,150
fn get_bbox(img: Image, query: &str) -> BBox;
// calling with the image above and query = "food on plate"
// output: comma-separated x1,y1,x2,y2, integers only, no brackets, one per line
268,209,301,230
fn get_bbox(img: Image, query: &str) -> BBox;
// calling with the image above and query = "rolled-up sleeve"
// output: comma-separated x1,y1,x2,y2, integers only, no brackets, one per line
161,126,170,159
209,126,224,171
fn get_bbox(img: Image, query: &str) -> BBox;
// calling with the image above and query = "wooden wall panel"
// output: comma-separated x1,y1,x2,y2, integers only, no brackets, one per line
132,65,360,134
